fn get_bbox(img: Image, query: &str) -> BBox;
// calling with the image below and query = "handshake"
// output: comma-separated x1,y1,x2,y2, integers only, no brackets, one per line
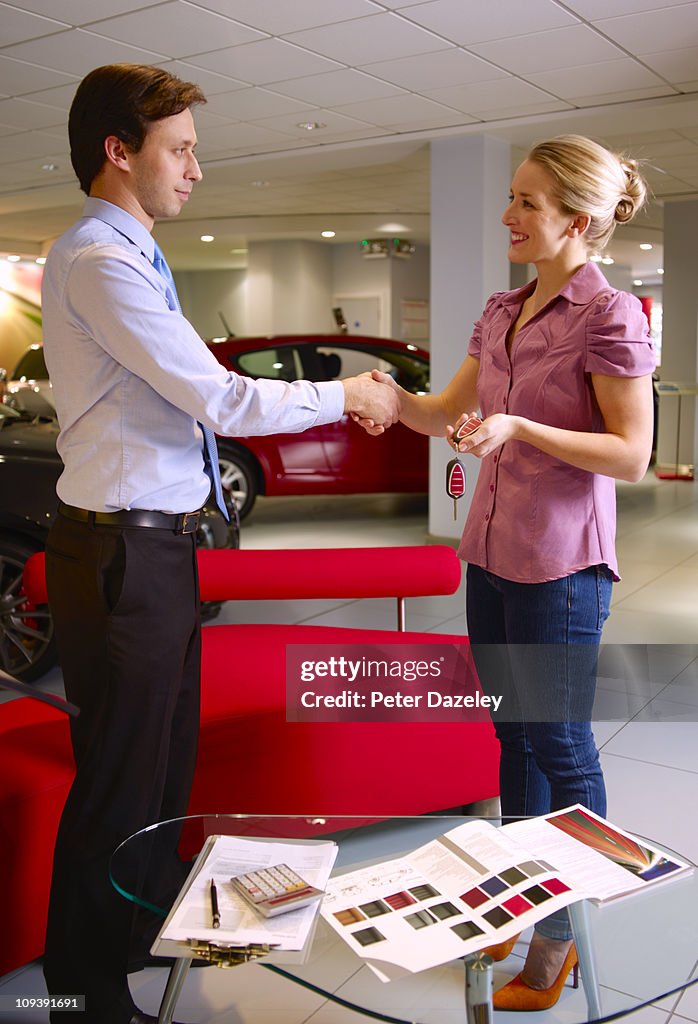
342,371,400,435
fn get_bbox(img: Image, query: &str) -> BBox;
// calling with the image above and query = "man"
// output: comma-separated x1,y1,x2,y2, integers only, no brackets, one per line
42,64,397,1024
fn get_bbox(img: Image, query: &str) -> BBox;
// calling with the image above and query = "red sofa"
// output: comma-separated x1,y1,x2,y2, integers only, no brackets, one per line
0,545,499,976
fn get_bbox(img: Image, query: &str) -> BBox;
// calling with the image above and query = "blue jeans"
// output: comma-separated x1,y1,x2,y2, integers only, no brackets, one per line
466,563,613,941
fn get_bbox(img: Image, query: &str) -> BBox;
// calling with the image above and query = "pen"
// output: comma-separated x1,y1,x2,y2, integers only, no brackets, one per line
210,878,220,929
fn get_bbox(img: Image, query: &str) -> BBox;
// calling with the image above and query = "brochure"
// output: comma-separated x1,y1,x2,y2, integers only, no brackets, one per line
320,805,691,979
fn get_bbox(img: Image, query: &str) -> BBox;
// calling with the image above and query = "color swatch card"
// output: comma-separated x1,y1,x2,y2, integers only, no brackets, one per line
320,805,691,979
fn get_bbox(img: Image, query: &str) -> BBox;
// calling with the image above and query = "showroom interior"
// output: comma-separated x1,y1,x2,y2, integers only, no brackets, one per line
1,0,698,1021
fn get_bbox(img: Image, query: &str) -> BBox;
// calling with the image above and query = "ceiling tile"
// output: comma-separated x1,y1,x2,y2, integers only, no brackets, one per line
566,85,678,105
204,88,314,121
334,93,471,128
469,24,626,74
0,97,66,131
3,28,167,74
638,46,698,85
0,128,69,160
5,0,165,25
188,0,382,35
0,56,77,97
563,0,697,19
525,58,668,98
254,108,376,136
15,81,78,110
595,5,698,54
362,47,507,90
87,1,266,60
286,12,449,65
185,38,343,84
424,77,558,113
269,69,405,105
0,3,69,45
195,121,298,154
401,0,579,45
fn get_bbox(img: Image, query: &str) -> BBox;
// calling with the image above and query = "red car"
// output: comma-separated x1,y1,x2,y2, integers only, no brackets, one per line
206,334,430,518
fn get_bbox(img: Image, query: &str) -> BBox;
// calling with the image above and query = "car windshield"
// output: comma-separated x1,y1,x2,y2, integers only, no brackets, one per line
12,346,47,380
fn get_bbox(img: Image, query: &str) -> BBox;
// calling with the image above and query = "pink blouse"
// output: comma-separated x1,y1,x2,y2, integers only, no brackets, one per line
457,261,656,583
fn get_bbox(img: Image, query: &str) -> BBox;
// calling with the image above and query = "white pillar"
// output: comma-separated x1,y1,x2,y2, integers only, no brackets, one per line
428,135,511,540
656,200,698,475
246,240,334,335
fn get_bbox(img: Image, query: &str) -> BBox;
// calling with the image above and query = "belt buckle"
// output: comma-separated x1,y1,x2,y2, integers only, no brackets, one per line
179,511,200,535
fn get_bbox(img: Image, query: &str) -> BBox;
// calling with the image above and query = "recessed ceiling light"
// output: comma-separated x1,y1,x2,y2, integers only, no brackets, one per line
633,279,643,286
406,344,418,352
250,180,269,188
35,257,46,265
639,243,653,250
378,222,409,233
41,163,58,172
296,121,326,131
200,234,214,242
657,268,664,275
321,230,335,238
601,256,614,265
7,254,21,262
230,248,248,254
590,254,603,262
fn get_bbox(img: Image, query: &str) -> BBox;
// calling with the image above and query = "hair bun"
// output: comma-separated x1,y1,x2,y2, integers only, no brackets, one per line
615,158,647,222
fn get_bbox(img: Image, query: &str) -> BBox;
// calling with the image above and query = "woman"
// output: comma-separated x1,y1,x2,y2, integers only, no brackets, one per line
365,134,656,1008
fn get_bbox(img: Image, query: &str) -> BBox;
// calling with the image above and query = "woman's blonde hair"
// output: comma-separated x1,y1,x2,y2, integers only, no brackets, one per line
527,134,647,254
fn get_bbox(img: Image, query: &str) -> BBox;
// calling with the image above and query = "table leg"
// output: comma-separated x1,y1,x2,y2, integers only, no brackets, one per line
157,958,192,1024
568,901,602,1021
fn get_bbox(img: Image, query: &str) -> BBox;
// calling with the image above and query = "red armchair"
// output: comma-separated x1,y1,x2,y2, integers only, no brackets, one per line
0,545,499,976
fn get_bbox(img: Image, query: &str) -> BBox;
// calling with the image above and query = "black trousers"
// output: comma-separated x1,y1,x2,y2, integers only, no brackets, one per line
43,513,201,1024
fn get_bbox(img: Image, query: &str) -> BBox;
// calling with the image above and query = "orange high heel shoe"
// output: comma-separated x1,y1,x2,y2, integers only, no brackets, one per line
493,944,579,1011
480,933,521,961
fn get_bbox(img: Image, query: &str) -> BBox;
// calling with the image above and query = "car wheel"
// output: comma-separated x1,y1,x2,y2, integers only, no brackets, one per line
217,446,258,519
0,537,56,682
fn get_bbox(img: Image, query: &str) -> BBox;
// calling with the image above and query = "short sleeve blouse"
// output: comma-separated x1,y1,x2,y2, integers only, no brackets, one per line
458,261,656,583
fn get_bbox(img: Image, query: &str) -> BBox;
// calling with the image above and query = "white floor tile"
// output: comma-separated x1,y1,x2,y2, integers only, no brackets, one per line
601,752,698,861
602,719,698,773
672,976,698,1021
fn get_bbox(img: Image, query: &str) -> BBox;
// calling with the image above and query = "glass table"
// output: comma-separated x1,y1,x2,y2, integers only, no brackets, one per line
110,814,698,1024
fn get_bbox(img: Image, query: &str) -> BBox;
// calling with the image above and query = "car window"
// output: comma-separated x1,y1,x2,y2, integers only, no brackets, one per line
12,346,47,380
237,347,303,381
313,345,429,395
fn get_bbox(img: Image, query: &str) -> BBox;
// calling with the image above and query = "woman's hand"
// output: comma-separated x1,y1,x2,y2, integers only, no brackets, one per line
447,412,521,458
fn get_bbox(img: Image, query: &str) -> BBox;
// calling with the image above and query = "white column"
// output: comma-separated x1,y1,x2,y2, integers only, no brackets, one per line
656,200,698,474
428,135,511,540
246,240,334,335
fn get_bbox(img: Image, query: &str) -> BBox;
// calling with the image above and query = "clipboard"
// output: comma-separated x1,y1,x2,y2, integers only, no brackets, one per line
152,833,337,967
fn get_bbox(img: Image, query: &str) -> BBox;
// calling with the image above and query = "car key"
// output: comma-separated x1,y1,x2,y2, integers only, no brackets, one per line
446,457,466,519
455,414,482,442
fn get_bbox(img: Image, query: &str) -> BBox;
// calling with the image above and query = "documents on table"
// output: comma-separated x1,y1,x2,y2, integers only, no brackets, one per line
321,805,692,980
155,834,338,957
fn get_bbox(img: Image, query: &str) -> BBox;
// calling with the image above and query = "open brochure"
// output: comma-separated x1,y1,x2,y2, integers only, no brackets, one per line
155,833,338,957
320,805,692,979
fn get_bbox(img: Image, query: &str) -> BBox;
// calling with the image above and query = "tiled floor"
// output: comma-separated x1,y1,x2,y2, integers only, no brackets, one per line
2,473,698,1022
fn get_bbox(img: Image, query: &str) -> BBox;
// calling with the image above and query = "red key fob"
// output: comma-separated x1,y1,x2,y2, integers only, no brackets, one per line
446,458,466,520
456,414,483,442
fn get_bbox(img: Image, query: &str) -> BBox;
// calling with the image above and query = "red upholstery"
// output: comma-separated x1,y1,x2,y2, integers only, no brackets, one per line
2,547,499,977
195,545,462,601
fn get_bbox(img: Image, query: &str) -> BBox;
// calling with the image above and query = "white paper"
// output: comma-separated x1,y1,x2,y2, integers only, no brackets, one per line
159,835,338,951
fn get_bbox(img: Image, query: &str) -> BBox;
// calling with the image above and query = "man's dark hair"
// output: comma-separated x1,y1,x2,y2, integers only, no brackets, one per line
69,64,206,194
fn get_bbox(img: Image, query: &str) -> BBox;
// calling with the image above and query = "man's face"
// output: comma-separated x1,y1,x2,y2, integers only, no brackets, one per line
125,107,202,227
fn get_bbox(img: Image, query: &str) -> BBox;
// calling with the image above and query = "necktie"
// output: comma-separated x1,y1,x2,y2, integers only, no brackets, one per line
152,241,229,520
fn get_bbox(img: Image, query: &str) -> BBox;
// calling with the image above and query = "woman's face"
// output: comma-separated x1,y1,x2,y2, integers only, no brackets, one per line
502,159,582,267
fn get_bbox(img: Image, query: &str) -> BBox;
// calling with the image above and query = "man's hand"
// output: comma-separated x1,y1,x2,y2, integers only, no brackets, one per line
342,372,400,434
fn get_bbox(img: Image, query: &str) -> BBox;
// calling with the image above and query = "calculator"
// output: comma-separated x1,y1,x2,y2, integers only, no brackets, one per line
230,864,324,917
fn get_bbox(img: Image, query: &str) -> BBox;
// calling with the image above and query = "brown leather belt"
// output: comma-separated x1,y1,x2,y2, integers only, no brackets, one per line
58,502,201,534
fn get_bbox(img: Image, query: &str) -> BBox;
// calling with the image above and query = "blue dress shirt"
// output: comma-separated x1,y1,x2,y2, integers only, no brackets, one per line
42,198,344,513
